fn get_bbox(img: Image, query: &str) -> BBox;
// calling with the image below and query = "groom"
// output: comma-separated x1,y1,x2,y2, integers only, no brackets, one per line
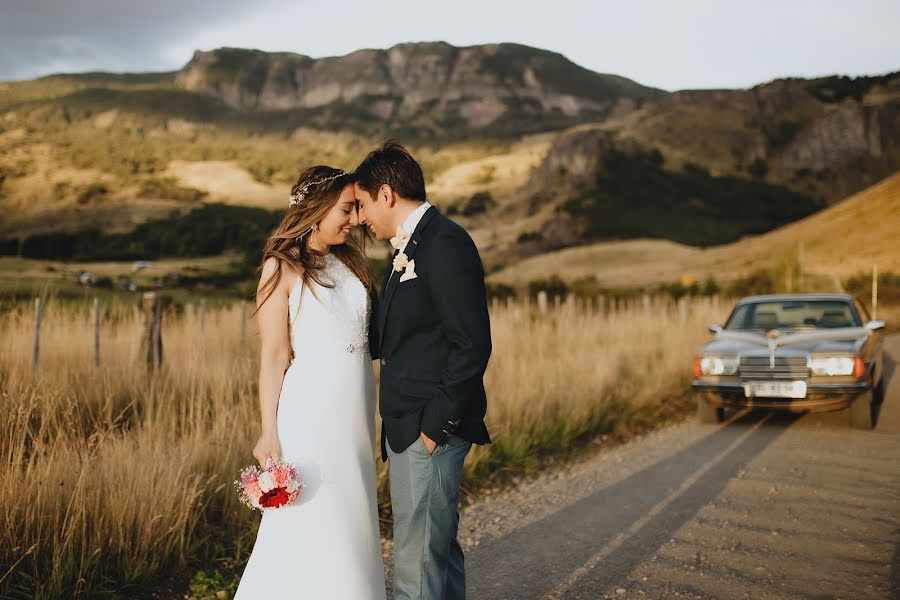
355,141,492,600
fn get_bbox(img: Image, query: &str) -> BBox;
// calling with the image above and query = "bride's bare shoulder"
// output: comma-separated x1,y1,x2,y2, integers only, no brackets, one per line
258,257,303,296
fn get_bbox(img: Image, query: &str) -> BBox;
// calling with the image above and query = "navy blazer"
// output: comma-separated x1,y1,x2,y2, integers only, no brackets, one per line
369,206,492,461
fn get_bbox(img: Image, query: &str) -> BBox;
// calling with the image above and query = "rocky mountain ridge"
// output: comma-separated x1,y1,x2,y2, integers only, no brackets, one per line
174,42,663,134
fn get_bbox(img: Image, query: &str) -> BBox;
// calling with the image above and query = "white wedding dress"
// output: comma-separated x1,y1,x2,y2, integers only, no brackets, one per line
235,252,387,599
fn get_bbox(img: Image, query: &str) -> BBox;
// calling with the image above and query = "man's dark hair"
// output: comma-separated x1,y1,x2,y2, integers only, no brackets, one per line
354,140,426,202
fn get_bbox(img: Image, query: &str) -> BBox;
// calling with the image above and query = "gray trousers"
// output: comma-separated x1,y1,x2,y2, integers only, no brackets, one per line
387,433,471,600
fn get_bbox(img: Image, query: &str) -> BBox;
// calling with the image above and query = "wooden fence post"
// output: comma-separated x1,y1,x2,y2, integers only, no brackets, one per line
32,297,42,385
152,297,163,371
141,292,163,374
240,300,248,357
537,291,548,316
199,299,207,335
93,297,101,368
872,265,878,319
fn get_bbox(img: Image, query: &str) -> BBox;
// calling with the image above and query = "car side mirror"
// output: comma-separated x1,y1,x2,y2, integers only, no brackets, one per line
708,324,723,334
866,320,886,331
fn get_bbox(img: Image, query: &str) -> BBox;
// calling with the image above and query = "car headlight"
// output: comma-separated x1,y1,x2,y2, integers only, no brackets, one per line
808,356,855,376
699,356,739,376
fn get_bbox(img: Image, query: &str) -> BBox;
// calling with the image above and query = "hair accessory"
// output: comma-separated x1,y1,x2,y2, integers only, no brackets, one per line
289,171,348,206
296,223,319,242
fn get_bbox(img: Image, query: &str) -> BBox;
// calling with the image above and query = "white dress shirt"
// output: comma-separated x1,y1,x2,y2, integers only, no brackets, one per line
397,201,431,254
388,201,431,284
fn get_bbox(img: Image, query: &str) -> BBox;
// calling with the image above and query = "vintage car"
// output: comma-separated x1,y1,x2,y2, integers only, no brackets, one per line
692,293,886,428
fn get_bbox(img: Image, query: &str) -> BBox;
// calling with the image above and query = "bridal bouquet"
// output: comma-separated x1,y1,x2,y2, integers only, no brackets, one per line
235,456,303,511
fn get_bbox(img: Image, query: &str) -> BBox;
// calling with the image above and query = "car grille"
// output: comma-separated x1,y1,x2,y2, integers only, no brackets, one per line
739,356,809,380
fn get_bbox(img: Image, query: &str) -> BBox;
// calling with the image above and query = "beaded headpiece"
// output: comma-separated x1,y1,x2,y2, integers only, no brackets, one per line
289,170,348,206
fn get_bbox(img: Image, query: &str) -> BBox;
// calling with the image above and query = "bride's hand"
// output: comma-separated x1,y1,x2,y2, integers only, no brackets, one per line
253,430,282,468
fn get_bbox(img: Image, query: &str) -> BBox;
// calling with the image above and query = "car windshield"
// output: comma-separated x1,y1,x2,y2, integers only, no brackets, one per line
725,299,861,331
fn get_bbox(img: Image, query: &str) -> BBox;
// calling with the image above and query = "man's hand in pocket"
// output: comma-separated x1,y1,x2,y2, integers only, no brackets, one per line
420,431,437,455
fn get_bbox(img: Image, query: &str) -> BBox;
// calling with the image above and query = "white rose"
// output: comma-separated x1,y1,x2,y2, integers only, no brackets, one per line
257,472,275,493
286,480,300,493
393,252,409,272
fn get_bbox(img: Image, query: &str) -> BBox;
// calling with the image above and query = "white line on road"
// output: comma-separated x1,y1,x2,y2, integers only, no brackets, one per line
544,411,772,599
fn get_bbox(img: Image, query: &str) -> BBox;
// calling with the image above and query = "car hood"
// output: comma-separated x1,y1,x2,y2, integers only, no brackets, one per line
699,328,868,356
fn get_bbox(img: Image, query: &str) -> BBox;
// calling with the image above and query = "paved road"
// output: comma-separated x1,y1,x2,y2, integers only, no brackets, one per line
463,336,900,600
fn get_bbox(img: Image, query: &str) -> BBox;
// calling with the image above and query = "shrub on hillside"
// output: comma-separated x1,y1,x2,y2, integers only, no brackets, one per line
462,191,496,217
486,282,517,301
725,269,776,297
139,177,207,203
564,148,822,247
6,204,281,262
528,275,569,301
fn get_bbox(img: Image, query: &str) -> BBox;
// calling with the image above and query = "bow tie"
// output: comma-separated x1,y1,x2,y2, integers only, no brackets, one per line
389,226,411,250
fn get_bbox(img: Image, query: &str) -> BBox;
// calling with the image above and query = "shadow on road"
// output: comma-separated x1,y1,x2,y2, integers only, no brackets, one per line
873,335,900,433
467,411,799,599
882,341,896,387
873,344,896,426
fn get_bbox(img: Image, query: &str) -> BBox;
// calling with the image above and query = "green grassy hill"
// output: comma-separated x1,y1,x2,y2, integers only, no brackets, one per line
0,44,897,275
489,171,900,290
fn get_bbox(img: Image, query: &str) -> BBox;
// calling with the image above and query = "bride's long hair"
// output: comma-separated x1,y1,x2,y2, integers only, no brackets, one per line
253,166,377,316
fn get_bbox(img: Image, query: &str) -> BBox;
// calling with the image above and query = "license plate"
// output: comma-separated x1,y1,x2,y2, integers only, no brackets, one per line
743,381,807,399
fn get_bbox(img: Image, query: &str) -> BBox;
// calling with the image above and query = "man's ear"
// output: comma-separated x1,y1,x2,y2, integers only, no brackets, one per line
379,184,395,206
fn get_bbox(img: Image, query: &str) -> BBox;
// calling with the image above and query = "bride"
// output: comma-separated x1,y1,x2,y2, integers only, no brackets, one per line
234,166,387,599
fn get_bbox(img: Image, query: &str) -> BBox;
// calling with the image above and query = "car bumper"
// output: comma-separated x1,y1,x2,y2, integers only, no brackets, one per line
692,380,869,412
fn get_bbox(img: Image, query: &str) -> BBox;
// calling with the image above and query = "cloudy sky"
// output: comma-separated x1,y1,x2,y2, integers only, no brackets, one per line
2,0,898,91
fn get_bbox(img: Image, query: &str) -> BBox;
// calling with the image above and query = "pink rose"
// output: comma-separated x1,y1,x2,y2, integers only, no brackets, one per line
241,470,258,485
244,481,261,500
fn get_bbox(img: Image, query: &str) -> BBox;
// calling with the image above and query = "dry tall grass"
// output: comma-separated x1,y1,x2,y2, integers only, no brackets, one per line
0,295,726,598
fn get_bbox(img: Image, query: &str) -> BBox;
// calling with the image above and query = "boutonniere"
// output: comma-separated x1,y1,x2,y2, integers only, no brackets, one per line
399,259,418,282
393,252,409,272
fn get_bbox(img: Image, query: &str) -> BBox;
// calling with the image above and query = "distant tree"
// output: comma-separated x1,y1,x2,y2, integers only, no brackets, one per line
462,192,496,216
665,281,687,300
571,275,601,299
528,275,569,300
702,277,720,296
726,269,776,297
517,231,543,243
486,282,517,301
748,158,768,179
682,162,709,177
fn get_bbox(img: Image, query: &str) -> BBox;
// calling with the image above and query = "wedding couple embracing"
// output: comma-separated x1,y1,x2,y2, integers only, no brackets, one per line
234,141,492,599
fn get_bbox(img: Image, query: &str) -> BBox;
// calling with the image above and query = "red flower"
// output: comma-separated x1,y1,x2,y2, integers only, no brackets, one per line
259,487,291,509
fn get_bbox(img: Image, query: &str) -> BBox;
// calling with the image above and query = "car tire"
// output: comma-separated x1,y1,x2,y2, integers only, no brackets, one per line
849,390,873,429
697,395,724,424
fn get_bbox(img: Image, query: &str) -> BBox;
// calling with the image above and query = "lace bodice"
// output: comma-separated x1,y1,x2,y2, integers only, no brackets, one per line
288,253,370,360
